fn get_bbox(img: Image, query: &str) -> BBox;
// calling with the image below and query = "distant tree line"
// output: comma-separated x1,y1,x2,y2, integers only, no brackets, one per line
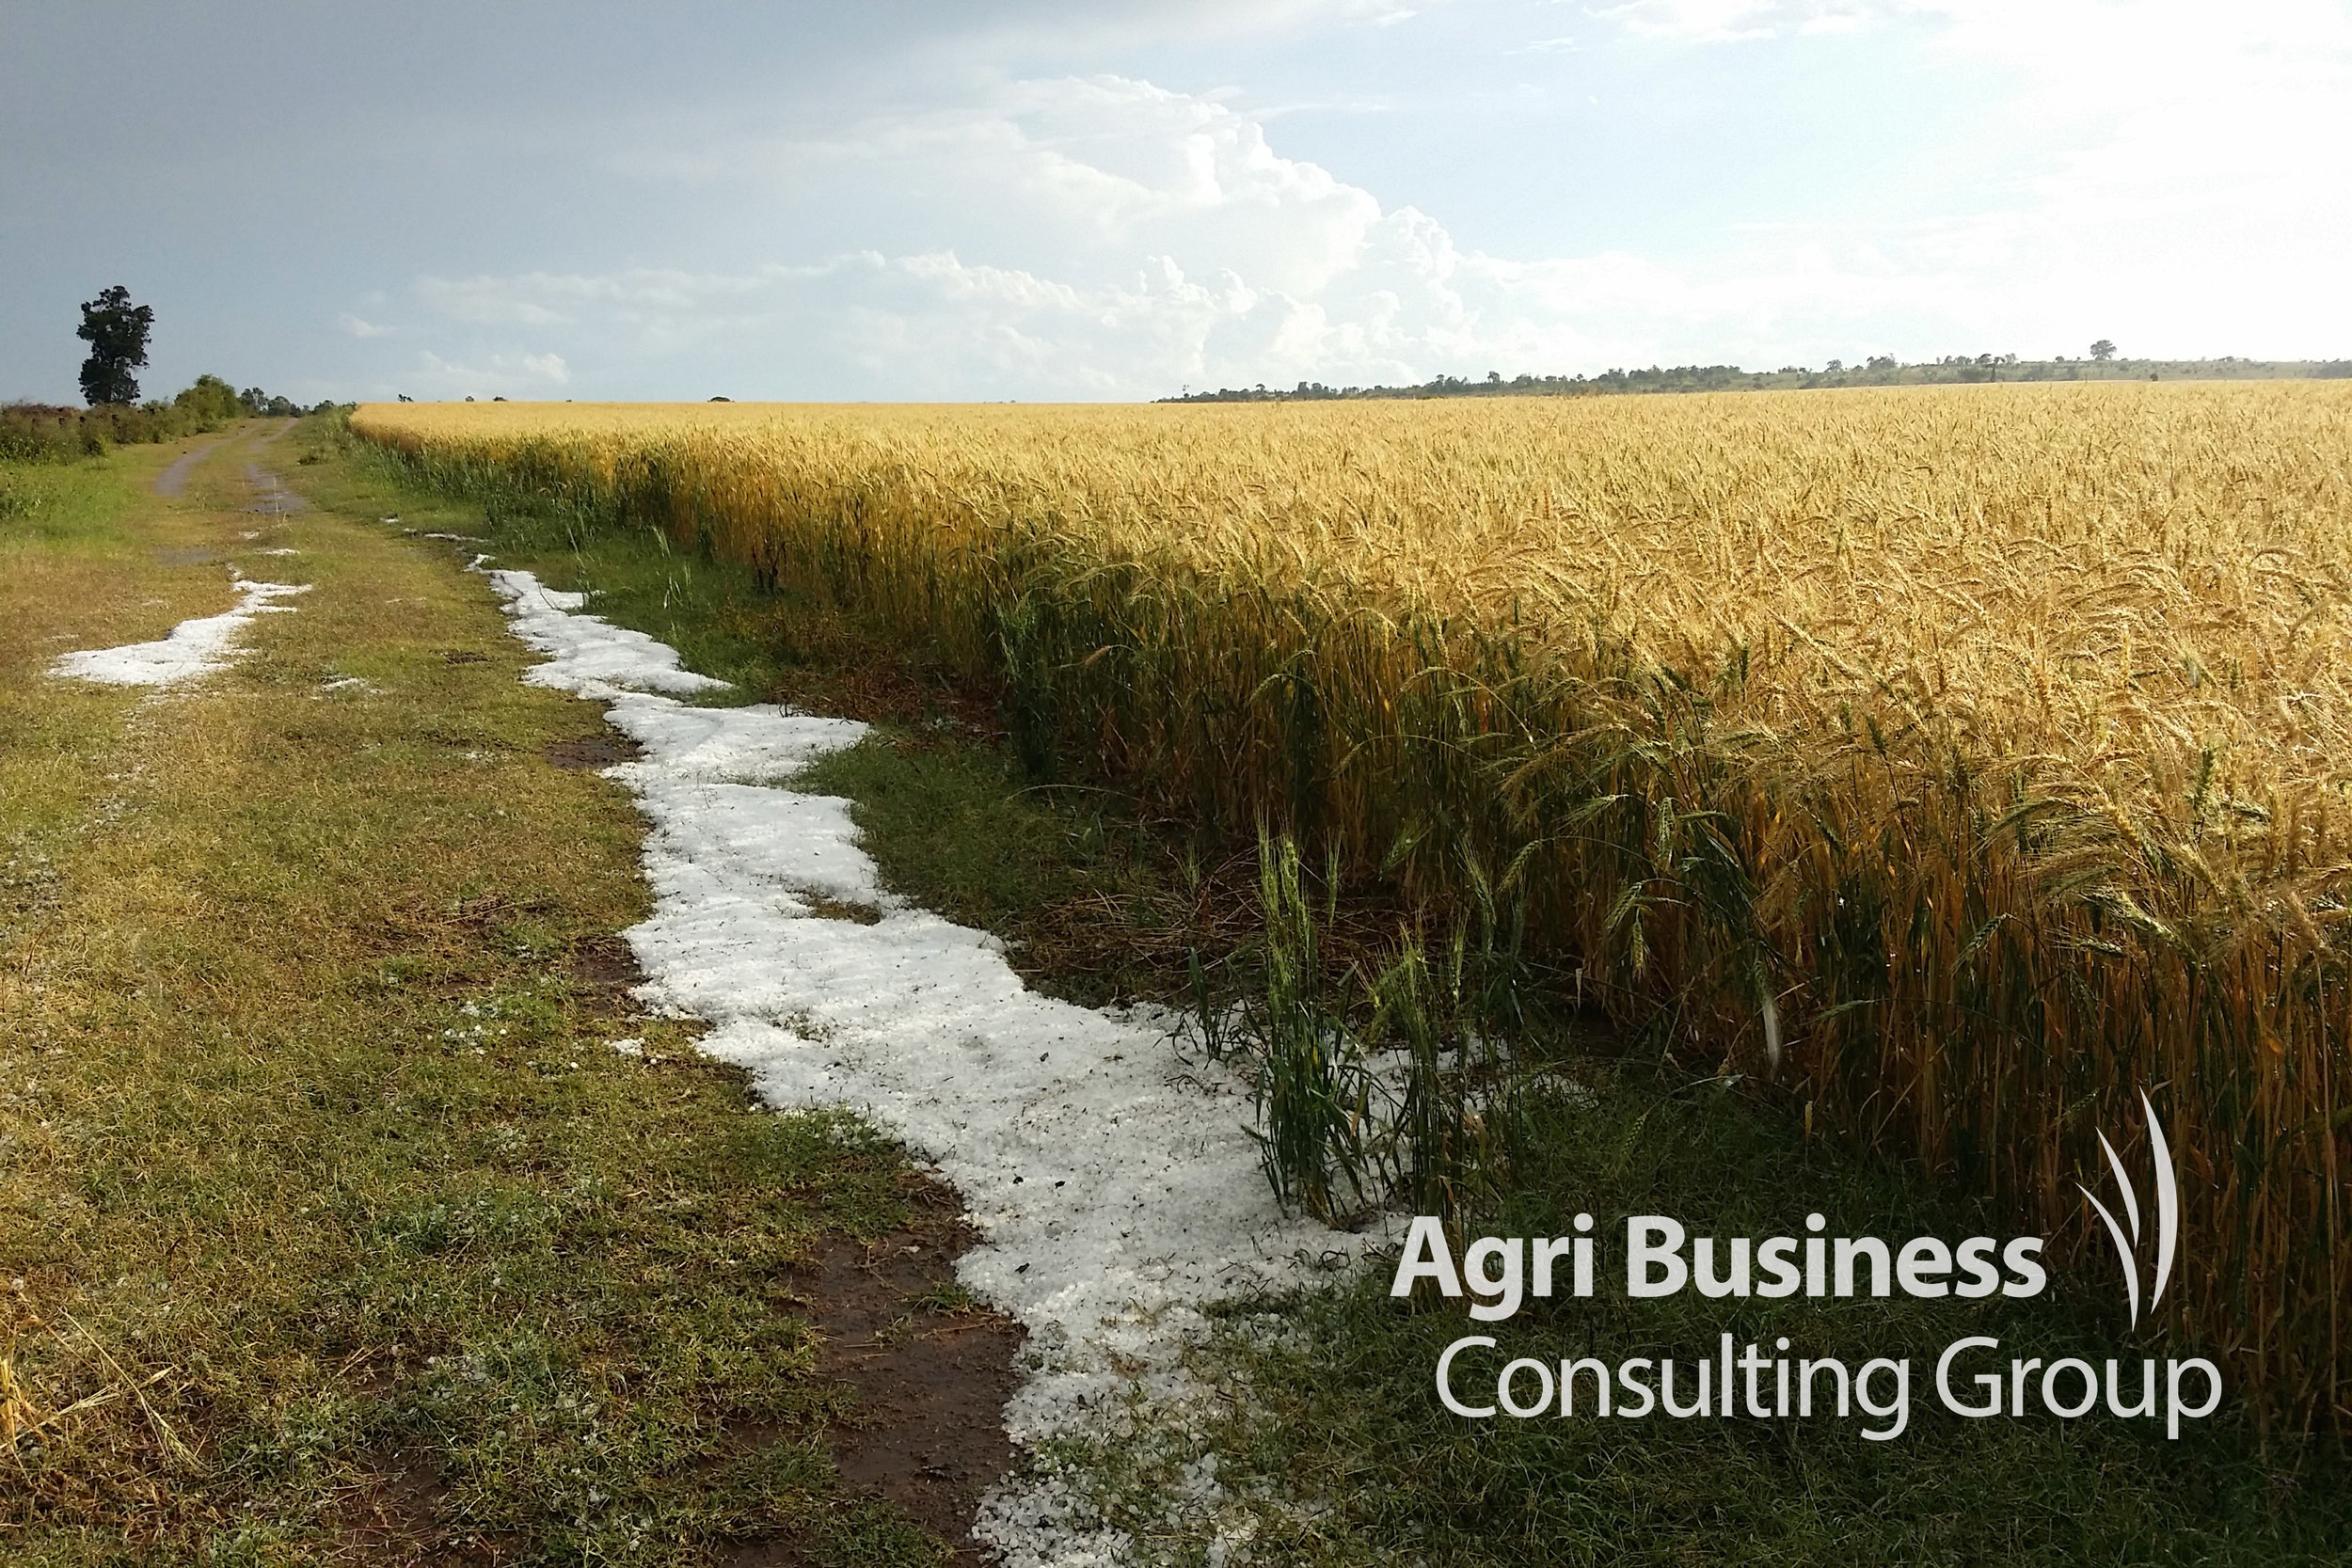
4,285,345,463
3,284,343,463
2,377,348,463
1166,350,2352,404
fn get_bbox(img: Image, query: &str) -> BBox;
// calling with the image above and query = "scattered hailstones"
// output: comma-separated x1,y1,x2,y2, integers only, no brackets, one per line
49,576,310,688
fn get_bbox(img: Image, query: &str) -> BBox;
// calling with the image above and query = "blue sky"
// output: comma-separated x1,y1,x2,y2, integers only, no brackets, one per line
3,0,2346,403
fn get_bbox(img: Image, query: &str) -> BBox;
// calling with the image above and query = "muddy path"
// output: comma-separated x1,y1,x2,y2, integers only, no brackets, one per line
152,437,220,497
732,1193,1025,1568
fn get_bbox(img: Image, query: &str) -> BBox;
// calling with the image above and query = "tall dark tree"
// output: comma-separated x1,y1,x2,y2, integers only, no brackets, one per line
77,285,154,406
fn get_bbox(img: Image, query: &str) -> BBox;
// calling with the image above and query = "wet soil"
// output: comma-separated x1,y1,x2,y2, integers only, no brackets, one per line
152,440,219,498
326,1456,494,1565
244,461,310,515
541,731,645,770
723,1180,1025,1567
564,932,644,1006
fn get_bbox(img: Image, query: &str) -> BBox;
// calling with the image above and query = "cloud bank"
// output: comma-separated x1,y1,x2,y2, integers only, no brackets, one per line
336,2,2352,399
389,75,1961,398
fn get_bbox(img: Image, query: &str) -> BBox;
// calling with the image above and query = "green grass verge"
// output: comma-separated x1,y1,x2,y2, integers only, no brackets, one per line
0,461,134,546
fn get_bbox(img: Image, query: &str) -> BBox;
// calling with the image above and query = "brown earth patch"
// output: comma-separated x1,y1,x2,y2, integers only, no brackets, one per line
724,1180,1024,1567
565,933,644,1003
324,1453,501,1566
542,731,644,771
726,600,1001,743
767,657,1003,744
802,894,884,926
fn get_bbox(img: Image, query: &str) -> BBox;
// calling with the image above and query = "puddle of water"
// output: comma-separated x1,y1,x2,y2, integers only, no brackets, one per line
243,463,310,515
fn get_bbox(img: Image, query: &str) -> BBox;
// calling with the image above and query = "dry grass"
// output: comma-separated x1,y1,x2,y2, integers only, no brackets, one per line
353,384,2352,1428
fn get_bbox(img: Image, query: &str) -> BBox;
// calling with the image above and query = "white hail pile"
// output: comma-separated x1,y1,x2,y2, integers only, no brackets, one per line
485,569,1360,1567
50,576,310,687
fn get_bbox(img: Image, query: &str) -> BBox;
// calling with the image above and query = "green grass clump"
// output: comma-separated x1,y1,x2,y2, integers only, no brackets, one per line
0,459,135,544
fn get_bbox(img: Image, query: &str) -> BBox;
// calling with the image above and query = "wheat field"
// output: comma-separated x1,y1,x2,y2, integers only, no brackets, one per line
355,383,2352,1427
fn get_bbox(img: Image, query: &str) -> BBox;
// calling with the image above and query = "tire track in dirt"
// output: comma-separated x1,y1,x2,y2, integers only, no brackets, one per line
152,439,219,497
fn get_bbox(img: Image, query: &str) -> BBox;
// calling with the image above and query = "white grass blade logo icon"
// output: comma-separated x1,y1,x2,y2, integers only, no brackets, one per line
2078,1090,2180,1328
